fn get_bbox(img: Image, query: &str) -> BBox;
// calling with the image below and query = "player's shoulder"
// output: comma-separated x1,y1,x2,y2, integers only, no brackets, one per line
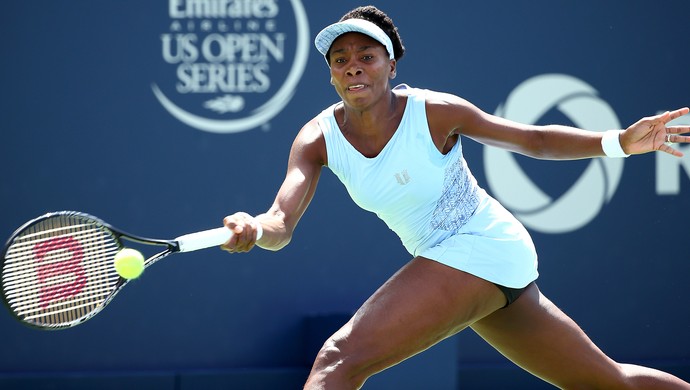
416,89,475,123
299,115,326,143
423,89,470,107
391,84,467,111
414,88,484,136
291,115,327,165
298,100,343,145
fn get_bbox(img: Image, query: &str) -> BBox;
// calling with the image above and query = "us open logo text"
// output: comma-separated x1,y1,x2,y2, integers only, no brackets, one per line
152,0,309,133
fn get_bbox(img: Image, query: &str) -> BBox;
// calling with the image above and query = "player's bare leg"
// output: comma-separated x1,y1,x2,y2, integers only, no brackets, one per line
304,257,506,389
471,283,690,389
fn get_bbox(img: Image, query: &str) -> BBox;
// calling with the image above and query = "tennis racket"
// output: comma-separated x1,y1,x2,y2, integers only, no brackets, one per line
1,211,259,330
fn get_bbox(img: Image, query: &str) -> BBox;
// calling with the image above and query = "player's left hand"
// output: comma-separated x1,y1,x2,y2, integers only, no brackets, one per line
621,107,690,157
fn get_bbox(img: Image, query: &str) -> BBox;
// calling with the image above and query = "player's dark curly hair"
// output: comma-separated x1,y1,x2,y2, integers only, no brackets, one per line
339,5,406,61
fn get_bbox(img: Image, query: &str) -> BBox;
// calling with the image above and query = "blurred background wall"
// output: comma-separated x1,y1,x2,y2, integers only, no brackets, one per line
1,1,689,388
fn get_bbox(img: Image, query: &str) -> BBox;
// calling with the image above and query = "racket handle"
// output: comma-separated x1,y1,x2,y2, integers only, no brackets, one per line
175,224,263,253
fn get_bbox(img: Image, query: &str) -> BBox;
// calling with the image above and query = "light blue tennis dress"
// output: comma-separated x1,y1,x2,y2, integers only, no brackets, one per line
317,85,538,289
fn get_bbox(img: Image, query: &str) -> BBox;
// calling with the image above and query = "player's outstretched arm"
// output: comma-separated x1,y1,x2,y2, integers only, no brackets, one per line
222,119,326,253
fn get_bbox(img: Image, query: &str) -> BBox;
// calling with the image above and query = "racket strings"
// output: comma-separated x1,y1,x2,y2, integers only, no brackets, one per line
3,229,120,278
2,214,121,327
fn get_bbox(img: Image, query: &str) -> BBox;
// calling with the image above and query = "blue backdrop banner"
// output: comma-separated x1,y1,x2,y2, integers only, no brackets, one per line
1,1,689,388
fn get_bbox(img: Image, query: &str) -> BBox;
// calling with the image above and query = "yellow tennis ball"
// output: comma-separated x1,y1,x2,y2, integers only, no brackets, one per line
113,248,145,280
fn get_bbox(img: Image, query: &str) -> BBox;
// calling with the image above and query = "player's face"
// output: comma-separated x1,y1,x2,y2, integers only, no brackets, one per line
327,33,395,110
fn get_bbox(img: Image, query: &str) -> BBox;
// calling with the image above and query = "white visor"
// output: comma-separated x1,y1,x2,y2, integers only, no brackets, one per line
314,19,395,63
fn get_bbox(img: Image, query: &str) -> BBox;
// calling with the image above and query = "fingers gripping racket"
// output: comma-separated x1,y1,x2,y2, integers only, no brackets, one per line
1,211,254,330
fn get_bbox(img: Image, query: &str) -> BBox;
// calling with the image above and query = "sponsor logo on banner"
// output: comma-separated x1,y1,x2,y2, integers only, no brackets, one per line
152,0,310,133
486,74,623,234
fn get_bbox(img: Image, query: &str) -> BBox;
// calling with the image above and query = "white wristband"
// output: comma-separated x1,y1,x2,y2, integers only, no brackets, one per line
601,130,629,158
253,217,263,240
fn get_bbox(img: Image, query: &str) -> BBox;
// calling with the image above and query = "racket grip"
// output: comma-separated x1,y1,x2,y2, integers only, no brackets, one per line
175,224,263,253
176,227,232,252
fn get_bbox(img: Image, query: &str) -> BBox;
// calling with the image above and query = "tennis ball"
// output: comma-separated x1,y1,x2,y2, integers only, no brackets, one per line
113,248,145,280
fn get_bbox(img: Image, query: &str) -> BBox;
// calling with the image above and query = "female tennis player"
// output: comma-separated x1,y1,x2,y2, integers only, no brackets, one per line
221,5,690,389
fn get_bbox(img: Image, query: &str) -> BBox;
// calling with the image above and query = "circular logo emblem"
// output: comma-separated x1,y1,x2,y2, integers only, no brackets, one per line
152,0,310,133
485,74,624,233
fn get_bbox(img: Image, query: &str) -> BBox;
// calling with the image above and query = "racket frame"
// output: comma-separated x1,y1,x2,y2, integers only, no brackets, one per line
1,211,179,329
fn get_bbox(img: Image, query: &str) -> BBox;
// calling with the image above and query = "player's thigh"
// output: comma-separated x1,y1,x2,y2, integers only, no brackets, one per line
470,283,624,389
325,257,506,373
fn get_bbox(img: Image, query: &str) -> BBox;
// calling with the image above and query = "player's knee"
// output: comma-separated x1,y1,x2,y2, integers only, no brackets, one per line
307,337,373,389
